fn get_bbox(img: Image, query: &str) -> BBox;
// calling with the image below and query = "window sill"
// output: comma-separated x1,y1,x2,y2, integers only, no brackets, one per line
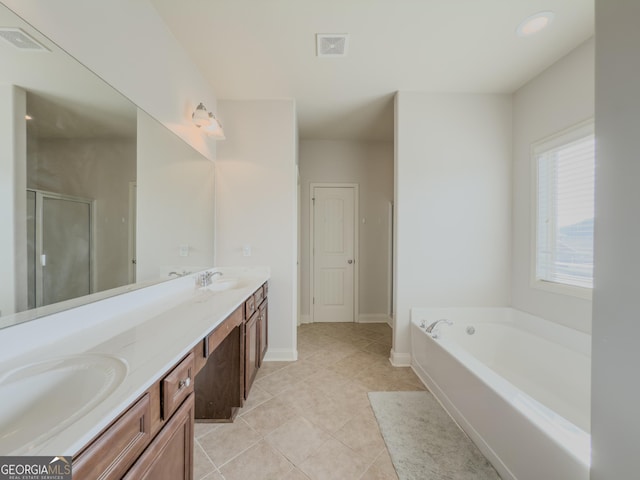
531,279,592,300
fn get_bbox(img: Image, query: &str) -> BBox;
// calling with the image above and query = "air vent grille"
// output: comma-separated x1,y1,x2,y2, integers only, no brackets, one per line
0,27,48,51
316,34,349,57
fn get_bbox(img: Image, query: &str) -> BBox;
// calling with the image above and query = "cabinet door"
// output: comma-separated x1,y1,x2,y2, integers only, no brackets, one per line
72,394,151,480
122,394,194,480
258,300,268,366
244,310,259,399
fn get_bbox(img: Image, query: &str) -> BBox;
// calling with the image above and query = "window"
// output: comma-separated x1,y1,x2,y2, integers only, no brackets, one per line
533,121,595,295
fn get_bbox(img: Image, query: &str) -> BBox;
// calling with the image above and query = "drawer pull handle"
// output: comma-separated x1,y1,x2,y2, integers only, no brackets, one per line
179,377,191,389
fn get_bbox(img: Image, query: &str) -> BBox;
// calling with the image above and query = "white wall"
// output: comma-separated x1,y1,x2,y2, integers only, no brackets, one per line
136,110,215,281
2,0,217,161
591,2,640,478
216,100,298,361
299,140,394,323
394,92,512,364
0,86,27,316
512,38,594,334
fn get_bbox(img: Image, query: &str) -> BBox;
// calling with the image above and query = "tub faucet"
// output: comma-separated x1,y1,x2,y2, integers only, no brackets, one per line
425,319,453,339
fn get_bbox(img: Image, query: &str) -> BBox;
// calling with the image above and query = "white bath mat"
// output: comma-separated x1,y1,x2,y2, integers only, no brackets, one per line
368,391,501,480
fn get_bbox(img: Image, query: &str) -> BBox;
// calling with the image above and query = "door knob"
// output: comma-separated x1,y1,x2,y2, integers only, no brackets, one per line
347,259,353,264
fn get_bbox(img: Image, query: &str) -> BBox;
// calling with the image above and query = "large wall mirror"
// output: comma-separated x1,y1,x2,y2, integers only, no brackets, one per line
0,4,216,329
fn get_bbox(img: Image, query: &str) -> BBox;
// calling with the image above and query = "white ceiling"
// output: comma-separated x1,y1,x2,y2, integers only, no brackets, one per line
151,0,594,141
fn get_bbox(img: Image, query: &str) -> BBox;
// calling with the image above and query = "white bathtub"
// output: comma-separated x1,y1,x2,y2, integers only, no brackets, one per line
410,307,590,480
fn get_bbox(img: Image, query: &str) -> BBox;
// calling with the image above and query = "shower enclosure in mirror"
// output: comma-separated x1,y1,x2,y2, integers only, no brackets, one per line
27,190,94,309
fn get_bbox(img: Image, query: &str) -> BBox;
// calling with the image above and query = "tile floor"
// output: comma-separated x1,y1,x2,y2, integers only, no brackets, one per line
193,322,426,480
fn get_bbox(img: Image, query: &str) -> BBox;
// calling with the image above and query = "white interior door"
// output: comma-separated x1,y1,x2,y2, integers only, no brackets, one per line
312,186,356,322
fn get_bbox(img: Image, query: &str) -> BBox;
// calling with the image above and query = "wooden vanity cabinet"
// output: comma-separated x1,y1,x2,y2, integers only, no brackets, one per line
122,394,194,480
258,299,268,367
71,280,269,478
244,309,259,398
72,353,195,480
194,306,244,421
72,394,152,480
245,283,268,397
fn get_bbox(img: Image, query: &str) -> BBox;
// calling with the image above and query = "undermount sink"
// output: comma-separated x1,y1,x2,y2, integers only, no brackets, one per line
204,277,241,292
0,353,128,455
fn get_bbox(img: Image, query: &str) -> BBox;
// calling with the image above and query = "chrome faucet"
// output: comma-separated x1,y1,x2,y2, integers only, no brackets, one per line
425,319,453,339
198,271,222,287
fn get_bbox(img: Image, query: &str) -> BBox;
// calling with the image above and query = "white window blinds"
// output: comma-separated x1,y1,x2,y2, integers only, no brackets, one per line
535,123,595,289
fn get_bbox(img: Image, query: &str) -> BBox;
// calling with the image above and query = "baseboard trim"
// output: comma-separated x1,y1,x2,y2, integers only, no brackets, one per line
358,314,392,324
300,314,312,324
389,349,411,367
263,348,297,362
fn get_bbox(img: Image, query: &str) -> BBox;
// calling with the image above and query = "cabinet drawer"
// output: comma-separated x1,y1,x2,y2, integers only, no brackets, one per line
253,286,264,306
245,295,256,318
162,352,194,420
206,306,243,355
73,393,151,480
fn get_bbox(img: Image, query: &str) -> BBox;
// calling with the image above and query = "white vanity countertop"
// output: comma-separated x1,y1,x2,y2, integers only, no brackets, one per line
0,266,270,457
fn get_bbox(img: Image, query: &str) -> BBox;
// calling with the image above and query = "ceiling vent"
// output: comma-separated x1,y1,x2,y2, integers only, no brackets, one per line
0,27,48,52
316,34,349,57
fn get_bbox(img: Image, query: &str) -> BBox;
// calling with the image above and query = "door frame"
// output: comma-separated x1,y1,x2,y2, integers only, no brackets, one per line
309,183,359,323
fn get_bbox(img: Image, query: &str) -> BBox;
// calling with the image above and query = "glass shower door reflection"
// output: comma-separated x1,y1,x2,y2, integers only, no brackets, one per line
30,190,93,307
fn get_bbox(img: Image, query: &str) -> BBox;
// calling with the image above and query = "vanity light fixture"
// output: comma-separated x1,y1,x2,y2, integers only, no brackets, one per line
516,11,555,37
192,102,225,139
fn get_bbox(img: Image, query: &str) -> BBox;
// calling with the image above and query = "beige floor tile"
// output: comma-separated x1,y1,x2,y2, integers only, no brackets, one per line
332,410,386,463
193,441,216,480
302,368,352,390
255,367,302,395
281,359,322,382
354,367,418,392
297,394,356,434
196,323,426,480
257,361,292,379
278,382,334,415
282,467,312,479
198,418,261,467
304,348,353,367
323,379,372,412
219,440,294,480
239,383,273,414
329,351,388,378
360,450,399,480
194,421,220,440
362,341,392,356
299,437,370,480
359,329,388,341
265,415,331,466
241,395,295,436
200,471,225,480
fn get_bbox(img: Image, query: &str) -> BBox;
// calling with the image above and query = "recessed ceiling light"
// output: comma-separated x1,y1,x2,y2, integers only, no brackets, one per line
516,11,555,37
